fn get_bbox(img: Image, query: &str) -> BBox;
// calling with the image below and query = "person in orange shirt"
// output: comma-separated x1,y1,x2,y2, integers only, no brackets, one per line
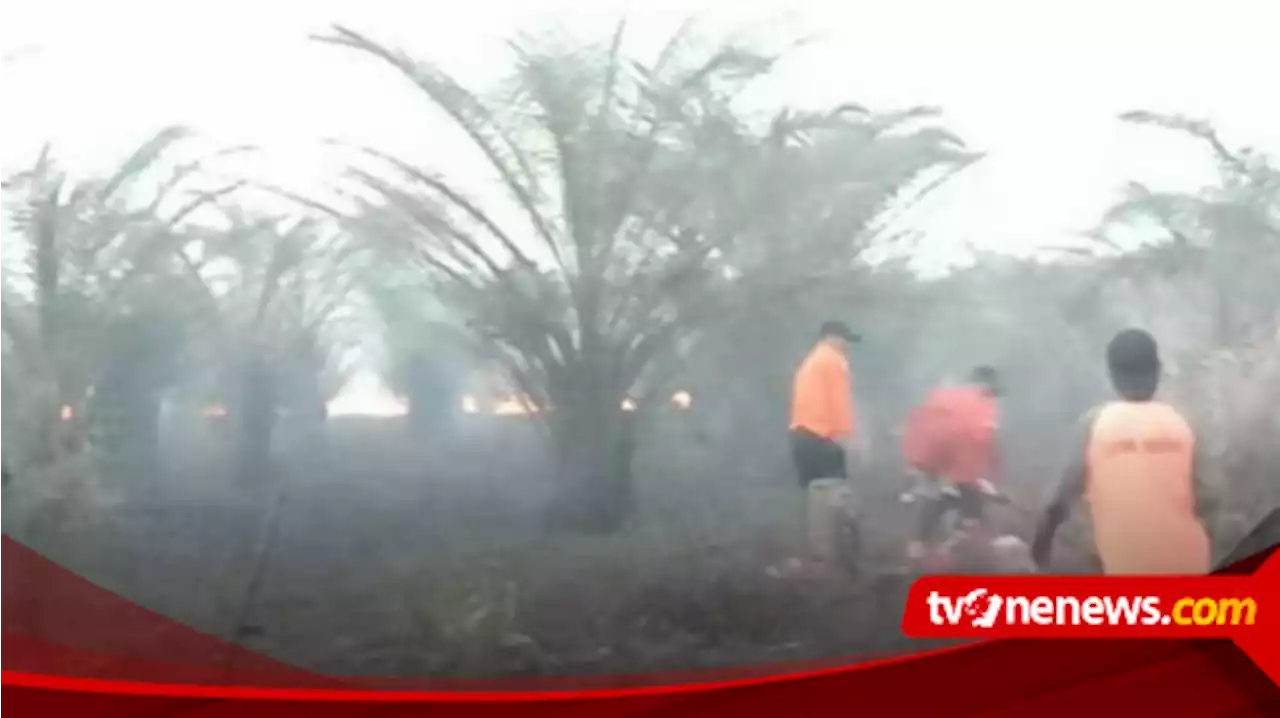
900,366,1003,560
1032,328,1220,574
789,321,863,487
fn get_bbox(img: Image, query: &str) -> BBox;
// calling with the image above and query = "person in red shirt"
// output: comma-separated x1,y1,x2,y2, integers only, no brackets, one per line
900,365,1003,560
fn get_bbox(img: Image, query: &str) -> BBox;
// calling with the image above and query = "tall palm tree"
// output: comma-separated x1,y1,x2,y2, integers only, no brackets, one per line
175,209,361,482
1,128,243,485
360,265,471,434
309,21,978,531
1099,111,1280,348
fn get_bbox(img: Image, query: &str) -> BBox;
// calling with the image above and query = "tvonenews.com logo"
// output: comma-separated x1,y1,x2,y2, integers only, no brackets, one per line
926,589,1259,629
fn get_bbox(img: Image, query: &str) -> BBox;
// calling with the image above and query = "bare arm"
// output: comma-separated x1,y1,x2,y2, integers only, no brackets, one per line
1032,407,1098,567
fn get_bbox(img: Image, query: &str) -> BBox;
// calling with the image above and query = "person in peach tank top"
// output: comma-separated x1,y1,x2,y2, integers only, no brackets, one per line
1032,328,1221,575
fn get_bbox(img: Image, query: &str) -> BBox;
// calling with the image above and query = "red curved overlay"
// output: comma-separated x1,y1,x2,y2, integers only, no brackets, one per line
4,534,1278,715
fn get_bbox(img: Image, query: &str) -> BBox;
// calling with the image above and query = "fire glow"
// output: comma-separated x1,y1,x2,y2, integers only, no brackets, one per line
460,391,692,416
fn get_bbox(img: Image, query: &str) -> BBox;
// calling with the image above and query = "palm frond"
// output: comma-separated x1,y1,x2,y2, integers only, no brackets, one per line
97,126,191,204
344,142,538,271
1120,110,1248,175
315,26,564,267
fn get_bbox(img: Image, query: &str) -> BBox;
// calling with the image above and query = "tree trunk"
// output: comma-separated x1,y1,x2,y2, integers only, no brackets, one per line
234,359,277,484
405,357,457,438
406,383,445,435
28,401,62,470
286,371,329,461
545,392,638,534
90,383,162,489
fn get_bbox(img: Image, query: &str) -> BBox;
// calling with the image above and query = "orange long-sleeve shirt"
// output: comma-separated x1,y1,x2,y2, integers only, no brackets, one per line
790,342,856,441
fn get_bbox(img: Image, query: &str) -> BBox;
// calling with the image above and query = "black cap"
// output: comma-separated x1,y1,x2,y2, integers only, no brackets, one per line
970,365,1001,395
819,320,861,343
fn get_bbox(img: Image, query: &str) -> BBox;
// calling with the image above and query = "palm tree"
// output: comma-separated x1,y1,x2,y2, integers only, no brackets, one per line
1,128,243,485
309,22,978,531
174,209,361,482
1099,111,1280,348
360,266,471,434
1,130,258,554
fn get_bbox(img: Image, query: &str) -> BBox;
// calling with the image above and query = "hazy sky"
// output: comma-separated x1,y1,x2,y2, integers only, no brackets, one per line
4,0,1279,270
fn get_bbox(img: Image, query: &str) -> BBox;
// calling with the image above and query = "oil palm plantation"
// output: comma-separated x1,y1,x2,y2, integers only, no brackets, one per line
173,208,362,482
1,128,241,488
309,22,979,531
1098,111,1280,348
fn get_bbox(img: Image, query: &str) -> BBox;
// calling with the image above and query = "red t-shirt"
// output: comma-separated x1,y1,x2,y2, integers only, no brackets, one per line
901,386,999,485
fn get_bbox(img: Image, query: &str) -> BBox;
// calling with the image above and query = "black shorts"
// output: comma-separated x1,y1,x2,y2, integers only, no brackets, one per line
790,429,846,487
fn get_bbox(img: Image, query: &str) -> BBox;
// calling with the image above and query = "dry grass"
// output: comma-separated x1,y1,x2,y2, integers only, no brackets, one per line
3,417,927,678
1169,327,1280,559
3,382,1274,678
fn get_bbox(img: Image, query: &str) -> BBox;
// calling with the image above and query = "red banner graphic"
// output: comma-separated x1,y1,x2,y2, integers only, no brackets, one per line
3,533,1279,715
902,551,1280,679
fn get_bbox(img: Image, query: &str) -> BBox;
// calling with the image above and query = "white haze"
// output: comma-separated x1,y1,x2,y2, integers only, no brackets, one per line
4,0,1278,409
